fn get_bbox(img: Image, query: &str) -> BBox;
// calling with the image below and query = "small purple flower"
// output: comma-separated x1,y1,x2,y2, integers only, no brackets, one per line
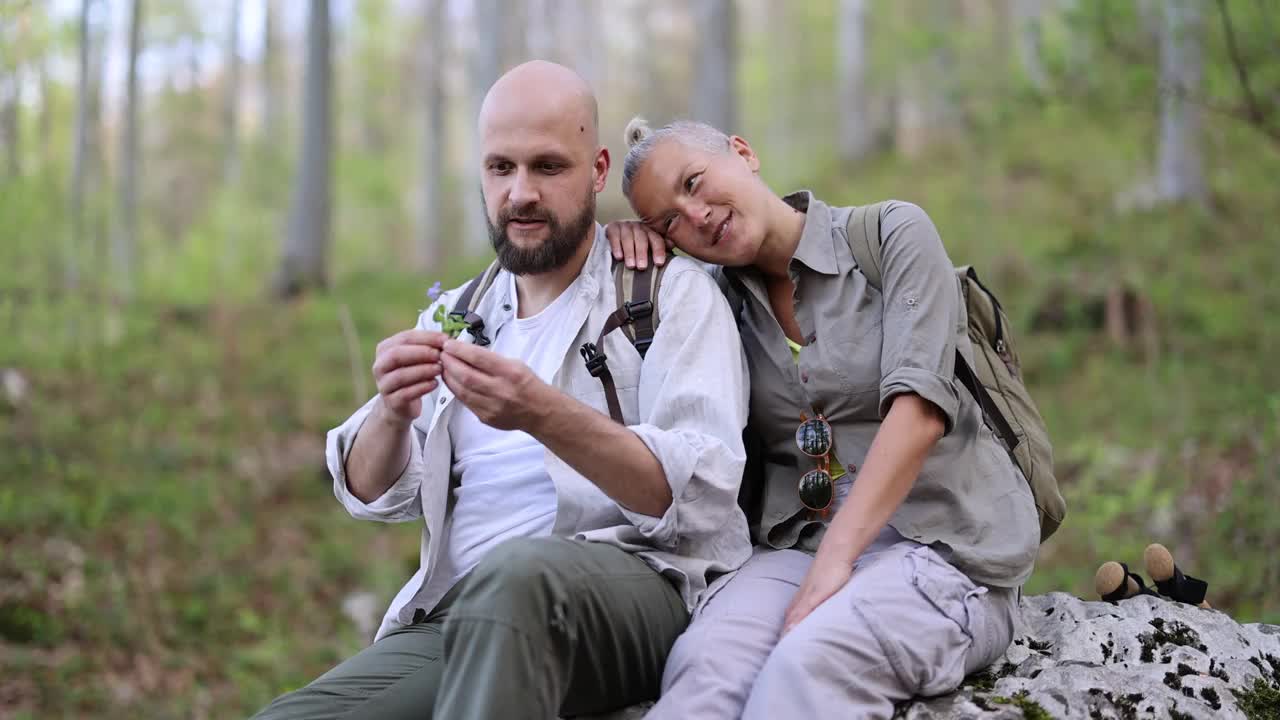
427,281,443,302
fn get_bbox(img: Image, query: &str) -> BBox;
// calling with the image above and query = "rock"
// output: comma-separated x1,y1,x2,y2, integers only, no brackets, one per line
581,593,1280,720
1,367,28,407
340,591,381,641
902,592,1280,719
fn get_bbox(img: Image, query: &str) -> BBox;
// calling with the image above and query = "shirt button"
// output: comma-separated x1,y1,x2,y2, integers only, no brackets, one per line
503,303,512,311
801,372,809,383
439,398,448,405
807,332,817,343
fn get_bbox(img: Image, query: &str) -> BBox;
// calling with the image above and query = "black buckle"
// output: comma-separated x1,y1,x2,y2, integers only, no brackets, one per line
623,300,653,322
580,342,609,377
634,337,653,355
450,312,490,346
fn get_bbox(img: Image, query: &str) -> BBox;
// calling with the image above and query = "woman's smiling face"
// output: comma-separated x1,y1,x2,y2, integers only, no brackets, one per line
625,135,770,267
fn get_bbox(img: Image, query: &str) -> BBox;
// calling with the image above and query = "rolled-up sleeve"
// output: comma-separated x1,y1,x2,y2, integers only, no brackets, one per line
327,397,427,521
620,265,750,550
876,202,962,434
326,296,450,522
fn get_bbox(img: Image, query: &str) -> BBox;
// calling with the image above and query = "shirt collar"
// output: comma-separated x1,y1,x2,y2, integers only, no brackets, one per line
783,190,840,276
580,224,607,298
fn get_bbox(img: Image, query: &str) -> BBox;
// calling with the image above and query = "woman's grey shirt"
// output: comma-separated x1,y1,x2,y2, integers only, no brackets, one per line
724,192,1039,588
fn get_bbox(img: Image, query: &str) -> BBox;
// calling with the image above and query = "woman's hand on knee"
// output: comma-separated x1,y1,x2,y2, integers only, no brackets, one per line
781,551,852,636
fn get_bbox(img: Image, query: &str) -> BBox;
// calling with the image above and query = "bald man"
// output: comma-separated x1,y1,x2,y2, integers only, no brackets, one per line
251,62,753,720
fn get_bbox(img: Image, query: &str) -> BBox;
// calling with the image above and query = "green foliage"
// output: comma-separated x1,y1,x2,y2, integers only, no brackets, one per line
990,690,1054,720
1233,677,1280,720
432,304,470,338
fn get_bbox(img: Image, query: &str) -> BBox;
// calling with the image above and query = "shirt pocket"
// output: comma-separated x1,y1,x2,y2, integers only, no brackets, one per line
827,320,884,408
567,338,643,421
822,289,884,399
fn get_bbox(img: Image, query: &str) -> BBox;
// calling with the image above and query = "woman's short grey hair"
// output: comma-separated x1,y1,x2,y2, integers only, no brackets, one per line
621,117,731,198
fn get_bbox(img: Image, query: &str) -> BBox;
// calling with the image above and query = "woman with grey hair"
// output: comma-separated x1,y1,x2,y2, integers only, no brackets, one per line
607,118,1039,719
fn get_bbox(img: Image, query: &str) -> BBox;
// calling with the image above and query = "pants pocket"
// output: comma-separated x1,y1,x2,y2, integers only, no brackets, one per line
905,546,998,693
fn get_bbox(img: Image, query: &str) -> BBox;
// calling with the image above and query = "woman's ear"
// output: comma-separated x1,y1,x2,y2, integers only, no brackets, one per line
729,135,761,174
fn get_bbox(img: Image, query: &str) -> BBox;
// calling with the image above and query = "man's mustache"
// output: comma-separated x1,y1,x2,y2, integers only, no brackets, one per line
499,207,553,225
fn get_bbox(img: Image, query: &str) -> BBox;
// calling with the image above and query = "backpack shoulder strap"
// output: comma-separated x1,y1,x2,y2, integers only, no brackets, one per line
614,260,667,357
451,260,502,315
448,260,502,346
840,203,1022,457
577,260,668,425
844,202,886,291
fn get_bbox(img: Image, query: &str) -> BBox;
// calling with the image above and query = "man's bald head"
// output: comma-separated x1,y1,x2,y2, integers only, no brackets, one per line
475,61,609,277
478,61,599,152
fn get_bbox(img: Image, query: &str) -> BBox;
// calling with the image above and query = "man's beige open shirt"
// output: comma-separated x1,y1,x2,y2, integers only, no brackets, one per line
325,228,753,641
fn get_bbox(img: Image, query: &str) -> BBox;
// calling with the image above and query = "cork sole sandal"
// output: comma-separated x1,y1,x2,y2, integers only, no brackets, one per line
1144,543,1211,609
1095,561,1162,602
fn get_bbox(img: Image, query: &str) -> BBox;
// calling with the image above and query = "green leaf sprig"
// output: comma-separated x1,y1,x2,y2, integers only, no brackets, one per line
432,305,471,339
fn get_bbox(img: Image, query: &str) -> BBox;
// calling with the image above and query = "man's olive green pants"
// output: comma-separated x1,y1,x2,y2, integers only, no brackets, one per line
250,536,689,720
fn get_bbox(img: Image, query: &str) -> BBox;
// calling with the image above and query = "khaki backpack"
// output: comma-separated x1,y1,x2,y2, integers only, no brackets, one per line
449,259,666,426
841,202,1066,542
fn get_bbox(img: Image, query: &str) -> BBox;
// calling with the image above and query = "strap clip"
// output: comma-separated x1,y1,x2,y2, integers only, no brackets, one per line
450,312,491,347
580,342,609,377
622,300,653,323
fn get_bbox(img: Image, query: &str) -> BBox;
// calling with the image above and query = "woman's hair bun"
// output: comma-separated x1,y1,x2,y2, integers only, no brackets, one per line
624,116,654,149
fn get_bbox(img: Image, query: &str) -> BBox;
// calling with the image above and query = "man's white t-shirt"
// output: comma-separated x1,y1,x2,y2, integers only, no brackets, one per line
443,273,581,583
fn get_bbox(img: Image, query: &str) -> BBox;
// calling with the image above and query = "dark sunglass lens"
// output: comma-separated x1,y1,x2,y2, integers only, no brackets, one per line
798,469,833,511
795,418,832,457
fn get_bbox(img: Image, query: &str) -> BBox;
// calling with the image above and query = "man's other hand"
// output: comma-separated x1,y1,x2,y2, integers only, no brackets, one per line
372,329,448,423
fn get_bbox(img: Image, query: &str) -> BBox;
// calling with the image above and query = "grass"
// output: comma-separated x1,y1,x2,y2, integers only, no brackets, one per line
0,271,446,717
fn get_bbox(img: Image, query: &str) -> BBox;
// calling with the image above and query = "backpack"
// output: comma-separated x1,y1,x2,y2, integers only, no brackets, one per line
448,259,666,426
840,202,1066,542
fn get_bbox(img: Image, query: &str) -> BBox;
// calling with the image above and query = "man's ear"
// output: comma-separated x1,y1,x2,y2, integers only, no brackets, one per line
593,146,611,193
729,136,760,174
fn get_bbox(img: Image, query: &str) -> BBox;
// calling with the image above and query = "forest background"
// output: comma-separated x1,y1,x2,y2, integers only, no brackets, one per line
1,0,1278,717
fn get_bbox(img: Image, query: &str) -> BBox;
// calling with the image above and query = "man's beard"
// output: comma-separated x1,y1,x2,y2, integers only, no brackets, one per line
486,189,596,275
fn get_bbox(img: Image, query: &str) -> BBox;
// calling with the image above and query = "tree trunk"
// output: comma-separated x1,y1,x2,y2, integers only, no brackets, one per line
837,0,871,163
356,0,391,155
1,74,18,178
464,0,503,256
273,0,332,297
892,0,956,159
1014,0,1048,92
38,56,52,163
526,0,557,61
87,3,107,286
691,0,737,133
1156,0,1206,205
561,0,603,90
418,0,447,271
262,0,281,145
113,0,143,298
1056,0,1091,73
68,0,93,293
629,0,659,115
500,0,528,71
223,0,242,184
